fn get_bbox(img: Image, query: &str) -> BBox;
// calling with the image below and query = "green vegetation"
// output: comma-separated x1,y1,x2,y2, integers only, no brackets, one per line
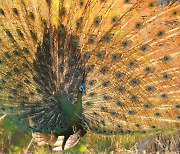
0,115,179,153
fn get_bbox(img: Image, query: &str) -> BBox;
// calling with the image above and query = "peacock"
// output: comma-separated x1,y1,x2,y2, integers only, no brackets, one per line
0,0,179,151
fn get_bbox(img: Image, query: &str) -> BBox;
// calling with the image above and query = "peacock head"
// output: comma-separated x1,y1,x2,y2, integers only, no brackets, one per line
79,83,86,94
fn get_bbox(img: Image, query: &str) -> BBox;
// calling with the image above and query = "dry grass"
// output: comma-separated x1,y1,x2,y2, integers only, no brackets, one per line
0,115,179,153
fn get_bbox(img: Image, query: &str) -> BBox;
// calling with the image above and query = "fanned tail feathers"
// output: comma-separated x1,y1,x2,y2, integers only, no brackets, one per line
0,0,179,135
